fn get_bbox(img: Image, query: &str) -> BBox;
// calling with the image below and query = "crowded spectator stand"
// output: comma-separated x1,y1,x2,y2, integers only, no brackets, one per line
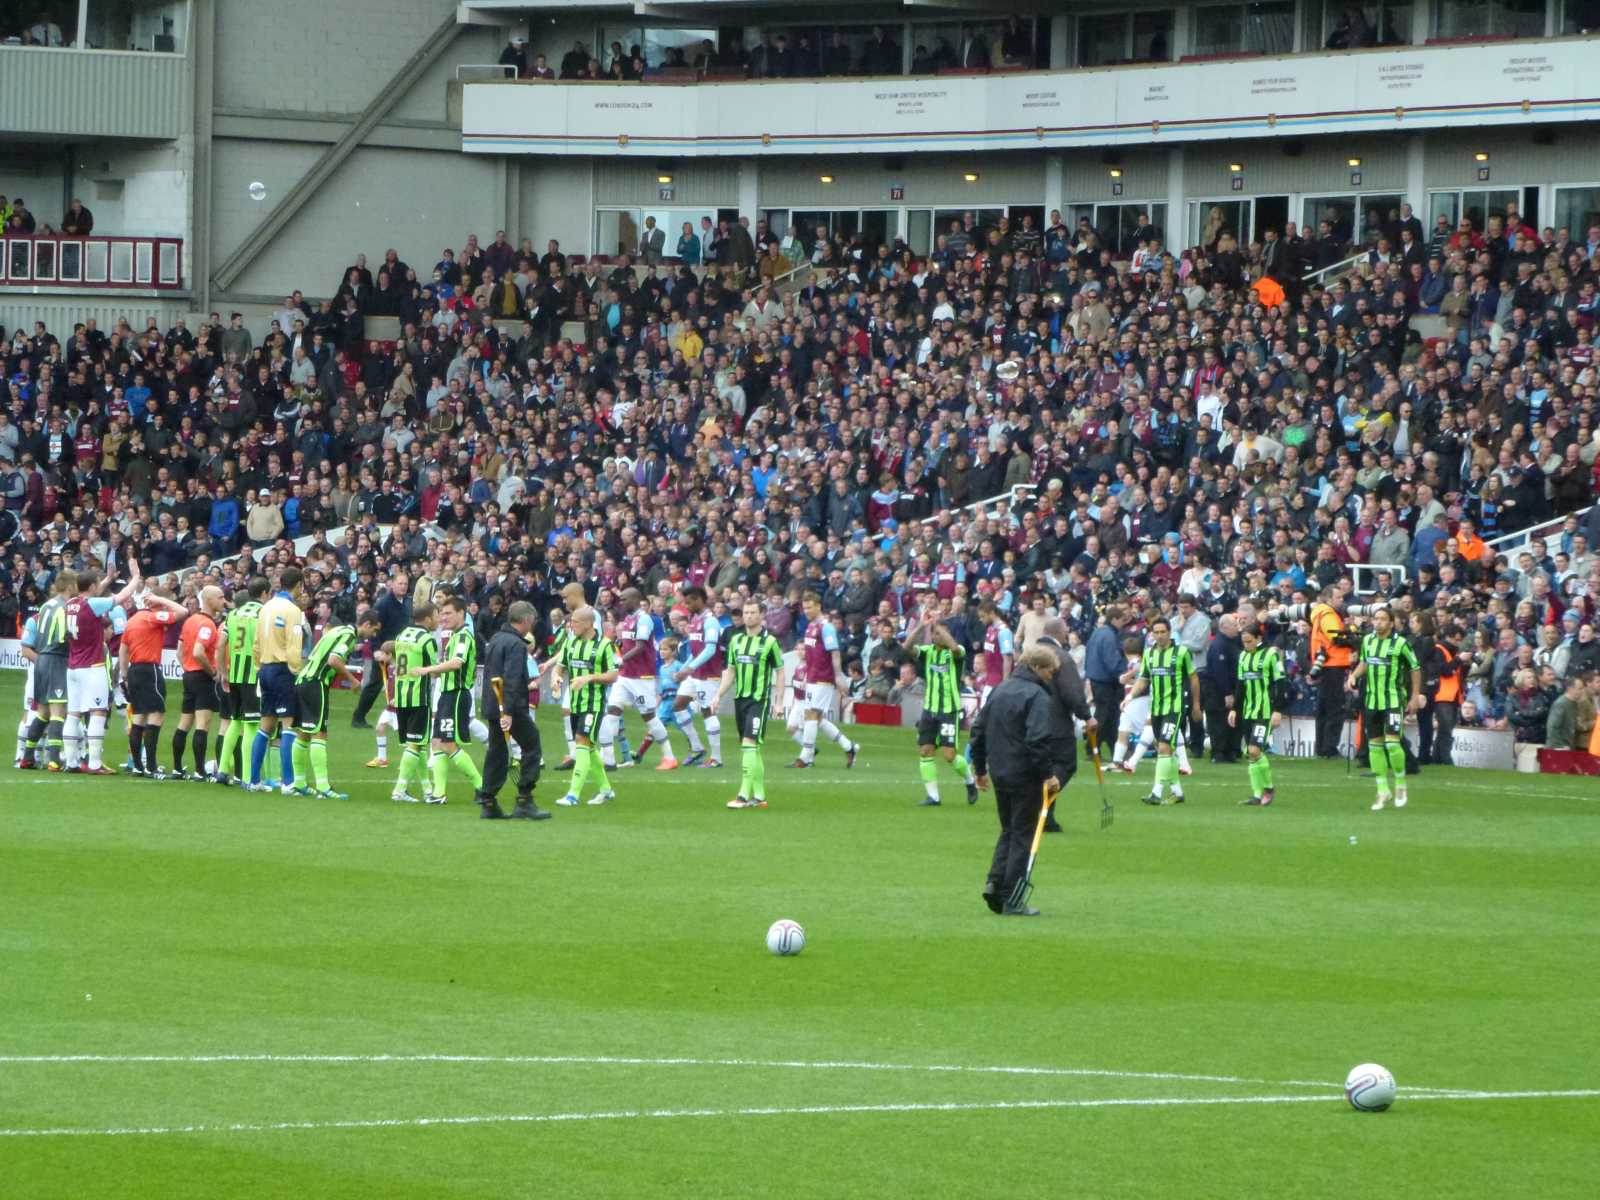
3,200,1599,768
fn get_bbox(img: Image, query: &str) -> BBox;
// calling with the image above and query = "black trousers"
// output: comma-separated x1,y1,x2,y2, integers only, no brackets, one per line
987,780,1046,897
1428,701,1458,765
481,710,543,799
1315,667,1348,757
351,659,384,723
1202,678,1236,760
1090,679,1123,742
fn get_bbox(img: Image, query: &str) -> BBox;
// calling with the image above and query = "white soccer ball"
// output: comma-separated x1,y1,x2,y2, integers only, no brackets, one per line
1344,1063,1397,1112
766,919,805,957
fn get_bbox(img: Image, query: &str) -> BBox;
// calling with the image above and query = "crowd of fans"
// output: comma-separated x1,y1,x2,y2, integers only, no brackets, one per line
499,20,1037,84
3,193,1599,761
1,196,95,239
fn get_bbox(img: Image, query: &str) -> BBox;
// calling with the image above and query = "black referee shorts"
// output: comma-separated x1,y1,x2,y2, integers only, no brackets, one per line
181,669,220,715
126,663,166,716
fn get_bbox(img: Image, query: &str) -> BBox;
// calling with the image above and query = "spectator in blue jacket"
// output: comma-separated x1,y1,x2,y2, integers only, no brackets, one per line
208,481,240,553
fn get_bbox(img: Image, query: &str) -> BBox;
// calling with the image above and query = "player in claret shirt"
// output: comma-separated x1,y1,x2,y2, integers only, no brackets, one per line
789,593,858,769
603,587,675,770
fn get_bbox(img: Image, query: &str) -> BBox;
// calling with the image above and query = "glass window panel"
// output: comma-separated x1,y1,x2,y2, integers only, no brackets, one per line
1132,11,1175,60
1303,195,1358,242
594,210,640,258
642,27,716,71
34,240,55,280
907,209,933,255
1553,187,1600,241
60,240,82,281
1192,5,1245,54
913,23,962,73
111,242,133,282
1427,191,1460,231
1315,2,1412,47
85,240,108,282
1356,194,1404,245
1191,200,1249,248
158,241,179,285
860,209,898,250
1460,189,1519,233
793,211,835,242
7,241,30,280
1434,0,1544,37
135,240,153,283
643,208,718,257
1078,14,1128,67
1241,2,1295,52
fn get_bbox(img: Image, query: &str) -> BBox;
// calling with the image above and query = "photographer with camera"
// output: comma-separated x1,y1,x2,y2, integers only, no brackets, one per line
1266,586,1355,758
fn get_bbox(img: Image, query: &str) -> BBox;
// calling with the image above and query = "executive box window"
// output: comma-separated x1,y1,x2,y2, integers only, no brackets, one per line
1076,10,1175,67
1191,1,1296,56
1427,189,1526,235
1303,1,1413,48
7,0,188,51
1432,0,1546,39
1553,187,1600,238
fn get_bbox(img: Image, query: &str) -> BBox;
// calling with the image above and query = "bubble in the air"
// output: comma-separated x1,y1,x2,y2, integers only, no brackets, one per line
248,181,267,201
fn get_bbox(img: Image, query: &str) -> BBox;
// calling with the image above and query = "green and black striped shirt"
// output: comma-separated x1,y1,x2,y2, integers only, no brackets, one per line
225,601,261,685
916,643,965,716
1236,646,1284,721
392,625,436,708
728,629,783,704
560,633,617,714
33,596,68,656
440,627,477,692
1139,642,1194,717
1359,632,1418,712
296,624,355,686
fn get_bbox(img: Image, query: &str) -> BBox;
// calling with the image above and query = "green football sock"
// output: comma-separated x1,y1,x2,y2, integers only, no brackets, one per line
218,722,240,777
1246,757,1264,797
290,737,309,786
1369,744,1390,793
1384,740,1406,777
450,749,481,788
919,755,939,801
737,745,752,798
396,747,419,788
1256,754,1273,793
310,740,330,791
590,752,612,794
430,751,448,797
947,752,973,782
748,744,766,800
1154,753,1176,792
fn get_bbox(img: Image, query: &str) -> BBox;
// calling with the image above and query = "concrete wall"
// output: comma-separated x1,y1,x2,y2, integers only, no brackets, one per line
211,140,497,299
520,160,594,258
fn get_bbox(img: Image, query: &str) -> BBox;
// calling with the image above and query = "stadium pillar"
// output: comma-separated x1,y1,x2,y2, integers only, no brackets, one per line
738,160,759,222
1043,155,1063,226
1165,147,1186,245
1406,135,1426,228
1049,17,1069,69
190,0,216,314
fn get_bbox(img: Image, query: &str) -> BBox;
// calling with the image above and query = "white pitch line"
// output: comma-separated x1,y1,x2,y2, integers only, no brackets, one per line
0,1053,1340,1090
4,1088,1598,1139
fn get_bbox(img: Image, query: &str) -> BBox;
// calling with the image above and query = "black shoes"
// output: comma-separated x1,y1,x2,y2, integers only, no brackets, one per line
511,797,551,821
478,796,509,819
351,718,372,729
982,882,1003,914
1043,816,1062,833
555,757,575,771
966,781,979,805
1003,902,1041,916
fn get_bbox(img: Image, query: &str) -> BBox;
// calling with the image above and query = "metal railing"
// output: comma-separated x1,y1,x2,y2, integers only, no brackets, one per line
1,234,183,290
920,483,1038,528
1300,249,1364,285
1483,502,1597,559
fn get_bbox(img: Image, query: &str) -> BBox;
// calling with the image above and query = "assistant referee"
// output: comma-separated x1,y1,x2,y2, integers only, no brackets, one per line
251,566,306,791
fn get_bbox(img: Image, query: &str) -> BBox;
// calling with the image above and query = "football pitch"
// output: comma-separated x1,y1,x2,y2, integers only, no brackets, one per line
3,677,1597,1198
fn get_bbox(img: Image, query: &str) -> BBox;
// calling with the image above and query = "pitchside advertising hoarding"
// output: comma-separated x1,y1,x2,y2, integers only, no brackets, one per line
1268,716,1515,772
0,638,185,680
463,39,1597,157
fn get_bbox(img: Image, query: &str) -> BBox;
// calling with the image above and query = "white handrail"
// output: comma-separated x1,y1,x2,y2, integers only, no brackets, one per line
1483,502,1596,559
1300,248,1363,284
920,483,1038,528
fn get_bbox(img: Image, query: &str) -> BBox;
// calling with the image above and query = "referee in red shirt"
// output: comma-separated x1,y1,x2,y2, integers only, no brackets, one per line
117,587,187,778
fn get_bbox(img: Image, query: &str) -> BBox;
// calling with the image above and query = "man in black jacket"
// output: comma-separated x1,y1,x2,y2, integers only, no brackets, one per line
476,601,549,821
1035,617,1096,834
970,646,1071,916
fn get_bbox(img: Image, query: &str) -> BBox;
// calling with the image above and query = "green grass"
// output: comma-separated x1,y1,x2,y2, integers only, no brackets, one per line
3,676,1597,1198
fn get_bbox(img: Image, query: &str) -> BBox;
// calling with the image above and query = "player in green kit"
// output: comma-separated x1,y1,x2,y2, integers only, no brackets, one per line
906,616,980,807
714,600,784,809
553,605,620,807
216,578,271,786
412,594,483,804
387,602,438,803
1346,606,1422,811
1126,615,1201,807
291,609,381,799
1228,622,1286,806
